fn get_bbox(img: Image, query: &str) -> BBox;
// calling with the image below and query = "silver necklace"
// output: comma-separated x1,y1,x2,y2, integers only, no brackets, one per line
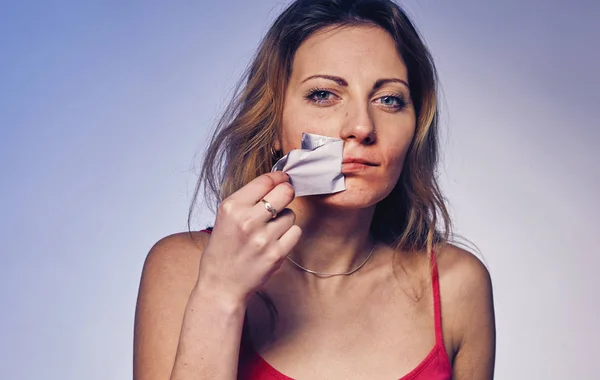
285,242,376,278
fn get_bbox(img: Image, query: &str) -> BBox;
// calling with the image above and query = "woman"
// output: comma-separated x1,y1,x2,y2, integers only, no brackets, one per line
134,0,496,379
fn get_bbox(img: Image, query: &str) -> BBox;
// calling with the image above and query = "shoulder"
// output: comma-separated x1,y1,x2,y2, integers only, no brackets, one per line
134,230,212,379
141,230,211,283
136,229,212,317
435,243,493,298
435,243,495,355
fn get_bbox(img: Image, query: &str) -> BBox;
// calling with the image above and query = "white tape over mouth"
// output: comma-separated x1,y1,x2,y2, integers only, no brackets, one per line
271,133,346,197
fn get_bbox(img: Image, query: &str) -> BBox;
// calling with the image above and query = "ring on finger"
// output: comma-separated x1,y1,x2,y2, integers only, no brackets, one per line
261,198,278,219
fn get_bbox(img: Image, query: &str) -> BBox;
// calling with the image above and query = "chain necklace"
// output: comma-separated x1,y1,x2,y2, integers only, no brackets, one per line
285,242,376,278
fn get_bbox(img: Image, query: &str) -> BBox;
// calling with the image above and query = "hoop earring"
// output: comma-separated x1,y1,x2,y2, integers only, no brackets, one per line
270,147,282,160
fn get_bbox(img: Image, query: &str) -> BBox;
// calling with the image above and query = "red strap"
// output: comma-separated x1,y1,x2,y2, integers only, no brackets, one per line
430,251,444,345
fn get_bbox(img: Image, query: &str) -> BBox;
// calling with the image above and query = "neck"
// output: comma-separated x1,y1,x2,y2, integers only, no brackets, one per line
284,197,377,287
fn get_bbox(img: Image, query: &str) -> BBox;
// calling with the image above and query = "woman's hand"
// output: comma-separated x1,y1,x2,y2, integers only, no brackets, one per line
136,173,297,380
196,171,301,306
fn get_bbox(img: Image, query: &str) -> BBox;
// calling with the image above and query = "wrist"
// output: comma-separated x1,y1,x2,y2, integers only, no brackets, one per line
192,280,248,315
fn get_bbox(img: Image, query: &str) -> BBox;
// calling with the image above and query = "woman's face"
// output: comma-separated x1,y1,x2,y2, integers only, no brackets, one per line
278,25,416,209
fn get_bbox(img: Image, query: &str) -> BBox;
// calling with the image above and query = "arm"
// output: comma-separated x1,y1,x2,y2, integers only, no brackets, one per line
134,232,245,380
446,250,496,379
170,282,246,380
133,172,300,380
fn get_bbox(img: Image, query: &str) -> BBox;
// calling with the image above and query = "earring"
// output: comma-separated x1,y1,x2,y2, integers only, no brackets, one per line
270,147,282,160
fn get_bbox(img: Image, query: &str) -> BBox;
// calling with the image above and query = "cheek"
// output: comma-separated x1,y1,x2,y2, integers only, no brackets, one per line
280,105,304,153
383,128,414,167
280,100,337,153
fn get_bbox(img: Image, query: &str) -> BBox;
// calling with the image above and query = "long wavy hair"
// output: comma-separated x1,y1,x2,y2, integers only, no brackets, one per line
188,0,452,333
190,0,450,251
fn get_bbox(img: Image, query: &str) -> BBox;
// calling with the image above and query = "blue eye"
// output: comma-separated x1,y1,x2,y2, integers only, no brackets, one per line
381,96,398,105
376,95,407,110
315,91,330,100
306,89,335,104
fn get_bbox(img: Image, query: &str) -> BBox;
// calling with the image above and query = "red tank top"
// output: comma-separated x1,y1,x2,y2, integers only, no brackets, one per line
200,229,452,379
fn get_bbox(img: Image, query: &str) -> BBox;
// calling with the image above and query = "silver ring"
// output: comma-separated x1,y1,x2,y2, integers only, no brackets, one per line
261,199,277,219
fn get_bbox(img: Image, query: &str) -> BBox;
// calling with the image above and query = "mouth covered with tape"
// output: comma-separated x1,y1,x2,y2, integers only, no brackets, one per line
271,133,345,197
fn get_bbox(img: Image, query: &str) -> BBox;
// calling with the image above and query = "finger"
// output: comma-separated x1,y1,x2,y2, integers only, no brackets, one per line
251,181,295,222
276,224,302,255
228,172,290,205
265,208,296,239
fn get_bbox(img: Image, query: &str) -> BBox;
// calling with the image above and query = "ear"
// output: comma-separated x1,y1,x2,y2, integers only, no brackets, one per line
273,137,282,151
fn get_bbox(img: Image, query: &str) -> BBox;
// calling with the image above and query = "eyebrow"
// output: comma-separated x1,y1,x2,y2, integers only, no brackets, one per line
301,74,409,89
301,74,348,86
373,78,409,90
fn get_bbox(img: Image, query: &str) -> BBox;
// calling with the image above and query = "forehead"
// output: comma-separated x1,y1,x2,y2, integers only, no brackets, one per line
290,25,408,82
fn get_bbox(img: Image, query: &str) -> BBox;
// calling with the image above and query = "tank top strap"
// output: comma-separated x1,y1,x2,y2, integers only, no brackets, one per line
430,250,445,345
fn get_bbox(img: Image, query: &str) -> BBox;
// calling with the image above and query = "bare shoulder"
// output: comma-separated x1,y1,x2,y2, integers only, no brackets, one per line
136,229,212,317
141,230,211,285
133,230,211,380
435,243,493,298
435,243,496,376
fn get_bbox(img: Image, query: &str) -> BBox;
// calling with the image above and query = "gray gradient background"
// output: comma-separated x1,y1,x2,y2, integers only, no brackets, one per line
1,1,598,379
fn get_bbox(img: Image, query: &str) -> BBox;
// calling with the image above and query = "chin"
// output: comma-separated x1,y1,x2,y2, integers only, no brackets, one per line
308,178,393,210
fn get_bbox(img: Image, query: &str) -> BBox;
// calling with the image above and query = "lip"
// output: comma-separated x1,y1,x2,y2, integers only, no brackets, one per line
341,157,379,174
342,157,379,166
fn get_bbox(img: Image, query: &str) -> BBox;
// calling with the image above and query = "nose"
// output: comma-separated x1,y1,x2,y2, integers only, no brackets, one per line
339,100,376,145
